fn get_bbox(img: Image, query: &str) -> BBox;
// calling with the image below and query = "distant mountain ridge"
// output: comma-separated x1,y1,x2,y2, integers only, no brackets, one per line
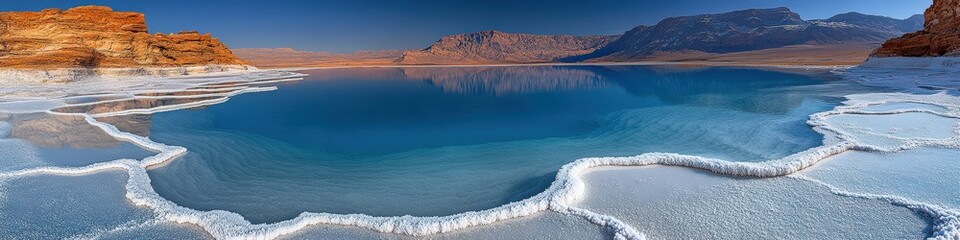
398,31,618,64
238,7,924,68
572,7,923,61
819,12,923,33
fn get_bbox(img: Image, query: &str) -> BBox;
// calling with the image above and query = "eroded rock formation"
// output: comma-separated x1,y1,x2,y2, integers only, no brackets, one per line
0,6,246,69
873,0,960,57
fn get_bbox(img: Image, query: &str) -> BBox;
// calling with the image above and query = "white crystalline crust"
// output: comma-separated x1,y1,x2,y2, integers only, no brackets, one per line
0,65,256,84
1,69,959,240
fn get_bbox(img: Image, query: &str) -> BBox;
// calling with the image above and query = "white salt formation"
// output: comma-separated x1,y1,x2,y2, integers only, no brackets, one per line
0,66,958,239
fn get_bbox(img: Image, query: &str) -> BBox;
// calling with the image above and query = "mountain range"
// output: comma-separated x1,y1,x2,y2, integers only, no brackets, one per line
397,31,618,64
575,8,922,62
238,7,923,67
0,5,938,72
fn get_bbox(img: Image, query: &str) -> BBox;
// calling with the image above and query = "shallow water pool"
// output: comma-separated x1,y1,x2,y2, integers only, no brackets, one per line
143,65,869,223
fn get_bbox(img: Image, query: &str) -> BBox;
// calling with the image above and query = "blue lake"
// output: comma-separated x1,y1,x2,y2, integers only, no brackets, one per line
144,66,871,223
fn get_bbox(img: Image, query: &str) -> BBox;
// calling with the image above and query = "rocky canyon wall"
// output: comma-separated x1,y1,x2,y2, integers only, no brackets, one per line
873,0,960,57
0,6,247,69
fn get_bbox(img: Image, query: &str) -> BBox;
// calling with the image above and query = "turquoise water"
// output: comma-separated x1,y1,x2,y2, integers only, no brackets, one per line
145,66,866,223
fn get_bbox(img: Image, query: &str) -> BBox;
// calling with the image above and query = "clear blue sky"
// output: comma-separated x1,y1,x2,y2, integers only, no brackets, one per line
3,0,930,53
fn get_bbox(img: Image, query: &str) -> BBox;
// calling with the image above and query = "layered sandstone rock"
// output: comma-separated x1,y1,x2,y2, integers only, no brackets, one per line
0,6,247,69
873,0,960,57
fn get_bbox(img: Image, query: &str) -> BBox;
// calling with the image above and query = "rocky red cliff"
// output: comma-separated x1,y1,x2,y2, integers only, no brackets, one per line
0,6,246,69
873,0,960,57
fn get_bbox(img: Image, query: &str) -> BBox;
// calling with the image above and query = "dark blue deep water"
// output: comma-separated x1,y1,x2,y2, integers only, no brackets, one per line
146,65,868,223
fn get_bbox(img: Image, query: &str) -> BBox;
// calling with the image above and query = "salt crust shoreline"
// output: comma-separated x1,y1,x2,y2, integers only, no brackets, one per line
0,65,958,240
0,65,255,84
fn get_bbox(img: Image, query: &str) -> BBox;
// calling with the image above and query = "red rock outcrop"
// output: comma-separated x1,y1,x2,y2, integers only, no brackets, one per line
0,6,247,69
873,0,960,57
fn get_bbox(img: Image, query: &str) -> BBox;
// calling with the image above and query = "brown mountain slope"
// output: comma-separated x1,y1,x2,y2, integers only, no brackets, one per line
873,0,960,57
0,6,246,69
398,31,618,65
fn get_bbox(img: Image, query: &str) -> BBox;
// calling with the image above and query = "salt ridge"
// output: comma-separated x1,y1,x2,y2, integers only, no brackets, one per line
0,70,958,239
